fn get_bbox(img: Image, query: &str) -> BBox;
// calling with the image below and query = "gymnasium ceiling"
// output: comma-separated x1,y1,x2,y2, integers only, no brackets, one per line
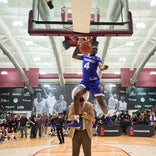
0,0,156,85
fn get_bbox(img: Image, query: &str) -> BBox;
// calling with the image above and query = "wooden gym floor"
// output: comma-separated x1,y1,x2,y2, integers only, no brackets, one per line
0,131,156,156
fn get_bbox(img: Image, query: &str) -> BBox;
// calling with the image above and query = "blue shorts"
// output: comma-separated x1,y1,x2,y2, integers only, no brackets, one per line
51,124,56,128
79,79,104,97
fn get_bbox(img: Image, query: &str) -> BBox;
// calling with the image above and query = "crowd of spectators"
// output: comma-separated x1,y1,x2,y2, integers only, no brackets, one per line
0,104,156,144
0,108,18,143
0,109,69,144
95,109,156,133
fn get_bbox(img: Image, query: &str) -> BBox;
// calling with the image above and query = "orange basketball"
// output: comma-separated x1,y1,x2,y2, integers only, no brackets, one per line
79,41,93,54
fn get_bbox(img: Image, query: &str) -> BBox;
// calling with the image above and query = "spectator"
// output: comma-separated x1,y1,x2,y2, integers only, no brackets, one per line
29,112,37,139
19,114,28,138
50,112,56,136
96,113,105,127
42,113,49,136
54,113,65,144
36,114,43,138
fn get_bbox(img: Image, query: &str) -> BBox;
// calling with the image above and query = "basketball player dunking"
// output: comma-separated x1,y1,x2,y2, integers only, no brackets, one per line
69,42,113,127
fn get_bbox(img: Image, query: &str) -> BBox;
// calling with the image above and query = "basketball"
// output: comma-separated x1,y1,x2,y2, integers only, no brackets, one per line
79,41,93,54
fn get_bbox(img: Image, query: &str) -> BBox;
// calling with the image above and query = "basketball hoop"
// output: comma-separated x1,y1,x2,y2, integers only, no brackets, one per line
68,36,94,45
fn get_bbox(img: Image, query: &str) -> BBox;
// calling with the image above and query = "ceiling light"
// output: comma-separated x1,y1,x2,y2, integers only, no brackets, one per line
12,20,23,27
0,0,8,3
25,41,34,46
150,0,156,6
114,71,120,75
150,71,156,75
33,57,41,61
119,57,126,62
125,41,134,47
135,22,146,29
40,71,47,75
1,71,8,75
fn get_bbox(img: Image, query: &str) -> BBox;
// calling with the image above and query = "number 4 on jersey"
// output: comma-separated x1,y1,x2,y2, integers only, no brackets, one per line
84,62,90,70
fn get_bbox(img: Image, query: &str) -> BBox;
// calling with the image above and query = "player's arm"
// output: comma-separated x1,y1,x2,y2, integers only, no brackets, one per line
99,62,109,71
72,46,82,60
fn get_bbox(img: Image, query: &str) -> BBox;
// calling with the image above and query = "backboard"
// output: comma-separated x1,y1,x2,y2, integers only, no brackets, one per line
28,0,133,37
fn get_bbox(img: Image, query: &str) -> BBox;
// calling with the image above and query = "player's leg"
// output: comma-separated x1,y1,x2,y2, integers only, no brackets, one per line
90,81,107,114
73,90,82,115
67,85,86,128
67,93,84,128
73,85,86,115
91,82,113,126
96,96,108,115
96,96,113,126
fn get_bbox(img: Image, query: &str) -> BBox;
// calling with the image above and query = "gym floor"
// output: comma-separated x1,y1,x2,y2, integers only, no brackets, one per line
0,132,156,156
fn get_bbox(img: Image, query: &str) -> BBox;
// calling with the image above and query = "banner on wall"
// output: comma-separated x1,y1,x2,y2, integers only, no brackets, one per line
0,84,155,113
127,87,156,110
31,84,77,116
0,88,32,111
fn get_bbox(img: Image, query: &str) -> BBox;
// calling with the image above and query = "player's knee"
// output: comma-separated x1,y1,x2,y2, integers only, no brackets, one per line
74,91,82,98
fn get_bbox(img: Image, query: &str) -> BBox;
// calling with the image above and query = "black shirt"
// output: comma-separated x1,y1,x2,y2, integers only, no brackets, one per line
20,116,28,126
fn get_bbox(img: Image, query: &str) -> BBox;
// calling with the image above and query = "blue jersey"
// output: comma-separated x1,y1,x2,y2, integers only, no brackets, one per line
81,55,102,81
